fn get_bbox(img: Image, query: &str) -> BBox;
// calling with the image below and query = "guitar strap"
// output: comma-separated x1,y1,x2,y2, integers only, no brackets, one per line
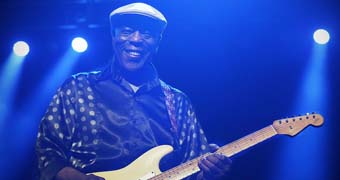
160,80,178,135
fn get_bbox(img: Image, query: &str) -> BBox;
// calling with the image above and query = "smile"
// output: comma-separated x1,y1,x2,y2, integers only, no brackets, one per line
124,50,143,58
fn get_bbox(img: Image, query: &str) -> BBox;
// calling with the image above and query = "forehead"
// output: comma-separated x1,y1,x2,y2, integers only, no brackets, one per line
111,14,163,33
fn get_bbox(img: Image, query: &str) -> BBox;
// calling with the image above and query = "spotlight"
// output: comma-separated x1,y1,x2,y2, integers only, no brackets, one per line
13,41,30,57
313,29,330,45
72,37,88,53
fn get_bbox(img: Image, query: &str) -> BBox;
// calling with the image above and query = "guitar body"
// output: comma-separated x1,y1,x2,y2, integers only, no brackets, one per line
90,145,173,180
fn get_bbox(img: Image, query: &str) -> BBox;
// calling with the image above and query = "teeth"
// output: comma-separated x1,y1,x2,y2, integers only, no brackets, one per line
127,51,141,56
130,52,140,56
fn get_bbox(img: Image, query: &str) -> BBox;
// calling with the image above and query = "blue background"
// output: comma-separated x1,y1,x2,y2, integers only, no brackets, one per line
0,0,339,179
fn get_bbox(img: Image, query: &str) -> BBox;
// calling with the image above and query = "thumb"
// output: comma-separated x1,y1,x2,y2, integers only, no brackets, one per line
208,143,220,152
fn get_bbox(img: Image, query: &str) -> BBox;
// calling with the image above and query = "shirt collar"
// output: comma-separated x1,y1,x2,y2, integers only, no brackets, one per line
96,58,161,92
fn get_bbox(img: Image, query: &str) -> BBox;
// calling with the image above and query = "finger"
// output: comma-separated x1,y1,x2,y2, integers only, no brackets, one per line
206,154,229,170
214,154,232,172
201,156,225,177
214,154,232,169
199,165,219,180
205,154,232,177
198,158,210,172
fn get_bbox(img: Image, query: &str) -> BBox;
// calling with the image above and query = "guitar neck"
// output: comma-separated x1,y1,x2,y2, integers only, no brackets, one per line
217,125,277,156
150,125,278,180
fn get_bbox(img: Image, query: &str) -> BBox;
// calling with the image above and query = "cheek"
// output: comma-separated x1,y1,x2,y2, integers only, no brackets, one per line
146,39,160,53
112,36,126,49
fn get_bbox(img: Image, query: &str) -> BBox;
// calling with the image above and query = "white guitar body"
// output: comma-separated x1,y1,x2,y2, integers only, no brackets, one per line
90,145,173,180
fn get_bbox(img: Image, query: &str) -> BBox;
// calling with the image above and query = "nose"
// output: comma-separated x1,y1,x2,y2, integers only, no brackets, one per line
129,31,143,44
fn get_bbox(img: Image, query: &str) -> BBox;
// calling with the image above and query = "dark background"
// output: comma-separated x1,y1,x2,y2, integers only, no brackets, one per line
0,0,339,179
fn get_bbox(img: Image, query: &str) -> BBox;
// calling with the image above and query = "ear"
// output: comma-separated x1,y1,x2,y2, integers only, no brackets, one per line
157,33,163,43
111,32,117,49
153,34,163,53
110,27,118,40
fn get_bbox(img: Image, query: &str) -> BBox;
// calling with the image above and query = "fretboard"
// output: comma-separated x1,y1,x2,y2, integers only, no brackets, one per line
150,125,278,180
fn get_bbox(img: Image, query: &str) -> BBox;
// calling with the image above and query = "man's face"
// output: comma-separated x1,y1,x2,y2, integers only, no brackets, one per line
112,23,161,72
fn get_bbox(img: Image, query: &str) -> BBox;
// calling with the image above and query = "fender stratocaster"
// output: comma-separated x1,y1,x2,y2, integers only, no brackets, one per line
90,113,324,180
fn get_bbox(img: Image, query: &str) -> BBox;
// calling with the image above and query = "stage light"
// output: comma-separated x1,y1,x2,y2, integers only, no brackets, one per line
72,37,88,53
13,41,30,57
313,29,330,45
274,42,329,180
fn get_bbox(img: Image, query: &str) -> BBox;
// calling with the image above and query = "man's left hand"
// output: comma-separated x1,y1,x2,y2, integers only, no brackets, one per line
197,144,231,180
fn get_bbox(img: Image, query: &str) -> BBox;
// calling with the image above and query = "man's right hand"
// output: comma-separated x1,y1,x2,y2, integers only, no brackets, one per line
55,167,105,180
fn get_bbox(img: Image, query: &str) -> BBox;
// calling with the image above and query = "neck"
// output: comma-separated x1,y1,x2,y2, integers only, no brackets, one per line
120,63,156,86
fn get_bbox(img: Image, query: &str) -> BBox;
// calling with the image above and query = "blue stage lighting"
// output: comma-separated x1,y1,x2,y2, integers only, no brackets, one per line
72,37,88,53
313,29,330,45
13,41,30,57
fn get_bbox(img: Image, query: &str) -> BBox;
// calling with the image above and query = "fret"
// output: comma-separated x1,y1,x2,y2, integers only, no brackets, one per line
218,125,277,156
151,125,278,180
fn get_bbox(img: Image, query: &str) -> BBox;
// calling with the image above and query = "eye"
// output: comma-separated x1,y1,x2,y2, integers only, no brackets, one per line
141,31,152,38
141,30,156,39
118,27,134,36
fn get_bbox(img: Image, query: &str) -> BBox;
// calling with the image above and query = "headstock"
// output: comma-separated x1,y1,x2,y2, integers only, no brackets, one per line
272,113,324,136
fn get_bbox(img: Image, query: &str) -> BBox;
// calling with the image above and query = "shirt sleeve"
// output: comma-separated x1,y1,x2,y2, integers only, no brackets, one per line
35,79,77,180
174,93,211,163
174,94,211,180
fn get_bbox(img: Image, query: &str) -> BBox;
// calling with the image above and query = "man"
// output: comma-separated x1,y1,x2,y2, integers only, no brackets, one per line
36,2,231,180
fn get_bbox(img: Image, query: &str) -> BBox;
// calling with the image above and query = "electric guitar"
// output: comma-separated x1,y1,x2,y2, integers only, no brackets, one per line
90,113,324,180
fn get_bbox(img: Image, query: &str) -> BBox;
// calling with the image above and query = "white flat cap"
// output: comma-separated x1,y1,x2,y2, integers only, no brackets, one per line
110,2,167,27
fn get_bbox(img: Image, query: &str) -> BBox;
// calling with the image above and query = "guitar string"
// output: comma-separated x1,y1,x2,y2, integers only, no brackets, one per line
153,126,276,179
150,126,277,180
218,126,277,156
150,116,313,179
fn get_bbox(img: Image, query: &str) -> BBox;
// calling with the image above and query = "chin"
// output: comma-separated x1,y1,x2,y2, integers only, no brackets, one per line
122,62,145,72
118,56,151,72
